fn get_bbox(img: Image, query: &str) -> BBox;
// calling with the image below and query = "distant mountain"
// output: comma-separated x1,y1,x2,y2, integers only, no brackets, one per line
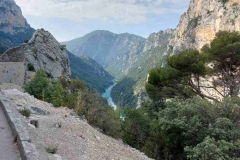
68,51,114,93
0,0,34,54
62,30,146,77
63,29,174,107
111,30,174,107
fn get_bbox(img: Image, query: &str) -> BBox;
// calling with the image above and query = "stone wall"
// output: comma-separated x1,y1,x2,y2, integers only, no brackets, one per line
0,62,25,86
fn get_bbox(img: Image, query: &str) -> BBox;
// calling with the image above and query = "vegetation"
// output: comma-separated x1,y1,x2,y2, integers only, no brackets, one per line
24,40,29,43
111,78,137,108
122,98,240,160
25,70,121,138
68,51,114,93
27,63,35,71
32,47,37,54
46,145,58,154
147,31,240,102
13,134,18,143
19,109,31,118
60,44,66,51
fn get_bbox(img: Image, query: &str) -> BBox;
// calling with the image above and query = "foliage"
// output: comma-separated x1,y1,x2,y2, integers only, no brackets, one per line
146,49,208,101
68,51,114,93
122,108,150,149
19,109,31,118
202,31,240,97
24,40,29,43
75,90,122,138
25,69,50,100
221,0,229,4
111,78,137,107
184,16,201,35
147,31,240,102
46,145,58,154
60,44,66,50
44,82,67,107
27,63,35,71
32,47,37,54
122,97,240,160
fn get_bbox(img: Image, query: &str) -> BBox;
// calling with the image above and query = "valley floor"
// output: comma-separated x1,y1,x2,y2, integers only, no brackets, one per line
0,83,151,160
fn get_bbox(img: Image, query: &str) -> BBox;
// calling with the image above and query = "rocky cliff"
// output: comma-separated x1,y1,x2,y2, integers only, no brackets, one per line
168,0,240,53
0,29,71,79
0,0,34,52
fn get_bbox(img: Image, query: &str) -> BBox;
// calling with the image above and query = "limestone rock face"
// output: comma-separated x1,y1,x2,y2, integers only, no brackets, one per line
0,29,71,79
0,0,34,49
143,29,174,52
168,0,240,54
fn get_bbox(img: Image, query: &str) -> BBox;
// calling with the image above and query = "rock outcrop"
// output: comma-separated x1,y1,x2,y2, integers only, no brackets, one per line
0,0,34,51
0,29,71,79
168,0,240,53
143,29,174,52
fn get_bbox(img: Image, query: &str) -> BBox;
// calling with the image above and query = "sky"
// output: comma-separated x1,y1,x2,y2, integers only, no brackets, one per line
14,0,191,42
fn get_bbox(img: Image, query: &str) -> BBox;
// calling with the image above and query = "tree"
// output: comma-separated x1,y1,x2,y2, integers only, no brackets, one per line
122,108,150,149
158,97,240,159
146,49,209,101
147,31,240,101
202,31,240,98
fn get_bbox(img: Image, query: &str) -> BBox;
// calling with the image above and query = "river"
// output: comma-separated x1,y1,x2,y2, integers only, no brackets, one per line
102,83,117,109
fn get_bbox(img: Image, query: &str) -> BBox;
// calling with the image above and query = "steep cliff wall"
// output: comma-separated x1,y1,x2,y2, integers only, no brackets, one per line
168,0,240,53
0,0,34,50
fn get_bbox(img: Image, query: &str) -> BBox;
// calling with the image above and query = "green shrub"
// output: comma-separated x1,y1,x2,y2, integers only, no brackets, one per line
28,63,35,71
25,69,50,100
60,45,66,51
32,48,37,54
44,82,66,107
46,145,58,154
19,109,31,118
24,40,29,43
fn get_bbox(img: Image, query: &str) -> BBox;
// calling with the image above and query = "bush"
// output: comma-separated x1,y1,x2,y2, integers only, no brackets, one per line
24,40,29,43
28,63,35,71
60,45,66,51
46,145,58,154
19,109,31,118
25,69,50,100
44,82,66,107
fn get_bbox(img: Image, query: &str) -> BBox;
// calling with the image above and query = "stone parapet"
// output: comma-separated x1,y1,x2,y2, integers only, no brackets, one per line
0,92,39,160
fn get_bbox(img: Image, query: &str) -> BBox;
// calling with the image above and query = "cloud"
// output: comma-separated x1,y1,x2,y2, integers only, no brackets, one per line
15,0,190,24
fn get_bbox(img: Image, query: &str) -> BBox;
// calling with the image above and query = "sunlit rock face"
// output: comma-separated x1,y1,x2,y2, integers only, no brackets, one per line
168,0,240,54
0,0,34,49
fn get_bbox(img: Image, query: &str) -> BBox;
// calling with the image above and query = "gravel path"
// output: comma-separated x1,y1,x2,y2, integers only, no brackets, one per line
0,105,21,160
